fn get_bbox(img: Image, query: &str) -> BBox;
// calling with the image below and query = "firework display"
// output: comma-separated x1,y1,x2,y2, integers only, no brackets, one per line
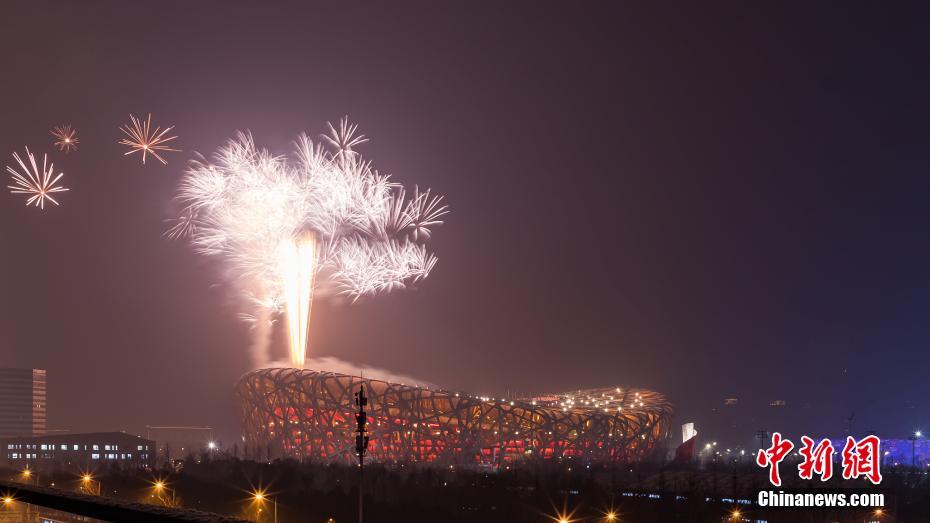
118,113,179,165
6,147,69,209
170,119,447,368
50,125,79,153
236,368,674,466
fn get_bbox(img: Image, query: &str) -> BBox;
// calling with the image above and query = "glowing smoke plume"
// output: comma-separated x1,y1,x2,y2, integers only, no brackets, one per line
170,119,447,368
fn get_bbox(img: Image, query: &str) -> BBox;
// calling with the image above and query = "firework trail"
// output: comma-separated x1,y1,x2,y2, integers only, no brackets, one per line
170,118,447,368
50,125,79,153
118,113,179,165
6,147,69,209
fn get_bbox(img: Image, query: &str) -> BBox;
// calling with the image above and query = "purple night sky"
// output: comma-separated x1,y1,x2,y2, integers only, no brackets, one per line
2,1,930,443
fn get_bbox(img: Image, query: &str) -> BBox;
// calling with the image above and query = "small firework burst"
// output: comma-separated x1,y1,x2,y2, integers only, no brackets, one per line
6,147,69,209
118,113,179,165
50,124,79,153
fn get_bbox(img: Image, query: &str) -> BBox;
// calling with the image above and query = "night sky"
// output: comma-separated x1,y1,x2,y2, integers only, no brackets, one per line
2,2,930,443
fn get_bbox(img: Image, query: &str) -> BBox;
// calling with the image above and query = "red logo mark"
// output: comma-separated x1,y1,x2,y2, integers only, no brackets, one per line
841,435,882,485
756,432,795,486
798,436,835,481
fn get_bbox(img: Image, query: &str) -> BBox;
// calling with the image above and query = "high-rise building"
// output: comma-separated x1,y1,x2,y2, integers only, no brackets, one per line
0,368,47,438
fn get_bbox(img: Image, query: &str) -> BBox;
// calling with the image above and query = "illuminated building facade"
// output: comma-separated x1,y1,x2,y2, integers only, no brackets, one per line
1,432,155,472
0,368,46,438
236,368,673,466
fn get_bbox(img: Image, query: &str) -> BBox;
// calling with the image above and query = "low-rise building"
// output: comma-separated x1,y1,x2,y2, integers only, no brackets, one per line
1,432,154,472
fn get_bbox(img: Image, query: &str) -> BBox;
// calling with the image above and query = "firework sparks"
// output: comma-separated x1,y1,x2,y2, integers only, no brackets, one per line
171,118,448,368
6,147,69,209
164,208,198,240
118,113,179,165
50,125,79,153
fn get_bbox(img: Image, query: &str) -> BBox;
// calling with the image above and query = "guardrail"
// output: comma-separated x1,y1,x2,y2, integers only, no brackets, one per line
0,480,249,523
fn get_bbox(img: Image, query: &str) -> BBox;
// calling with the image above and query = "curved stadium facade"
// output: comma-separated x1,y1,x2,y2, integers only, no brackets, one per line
235,368,673,466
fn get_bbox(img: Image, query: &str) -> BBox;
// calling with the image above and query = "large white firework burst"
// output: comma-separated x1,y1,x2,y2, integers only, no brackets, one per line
170,118,447,367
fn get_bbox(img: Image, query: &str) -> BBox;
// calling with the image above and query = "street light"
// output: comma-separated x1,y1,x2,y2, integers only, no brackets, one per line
911,431,922,467
80,473,100,496
150,478,173,507
252,489,277,523
20,468,35,486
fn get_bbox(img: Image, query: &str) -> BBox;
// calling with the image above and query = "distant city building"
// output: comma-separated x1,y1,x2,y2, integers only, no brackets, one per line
1,432,154,472
828,437,928,468
723,398,738,406
768,400,786,407
145,426,214,461
0,368,47,438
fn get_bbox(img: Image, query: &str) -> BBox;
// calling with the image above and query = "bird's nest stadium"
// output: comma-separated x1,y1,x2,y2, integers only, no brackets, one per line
235,368,673,466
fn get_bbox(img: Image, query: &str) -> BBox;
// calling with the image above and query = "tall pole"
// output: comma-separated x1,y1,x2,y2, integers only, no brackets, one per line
355,383,370,523
912,436,917,467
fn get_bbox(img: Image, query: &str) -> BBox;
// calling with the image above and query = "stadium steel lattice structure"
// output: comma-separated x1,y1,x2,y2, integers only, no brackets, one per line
235,368,673,466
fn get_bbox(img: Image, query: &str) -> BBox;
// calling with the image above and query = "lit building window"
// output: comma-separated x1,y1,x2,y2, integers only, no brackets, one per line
91,453,100,459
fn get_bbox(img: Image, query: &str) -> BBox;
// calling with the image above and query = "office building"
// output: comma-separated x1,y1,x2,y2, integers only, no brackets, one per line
0,368,46,438
2,432,154,472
